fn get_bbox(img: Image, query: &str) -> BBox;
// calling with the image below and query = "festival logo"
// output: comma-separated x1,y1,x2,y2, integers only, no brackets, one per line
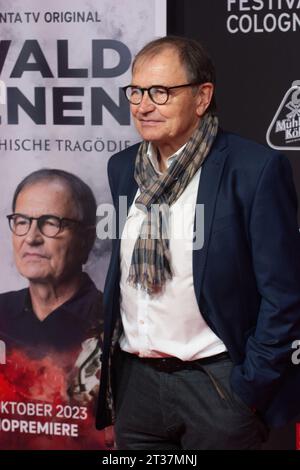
266,80,300,151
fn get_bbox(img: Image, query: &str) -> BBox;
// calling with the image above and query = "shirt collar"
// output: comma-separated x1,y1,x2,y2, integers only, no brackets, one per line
146,142,187,175
18,272,99,321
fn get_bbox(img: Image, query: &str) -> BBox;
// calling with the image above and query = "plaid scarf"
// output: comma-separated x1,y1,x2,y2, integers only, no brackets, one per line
127,113,219,295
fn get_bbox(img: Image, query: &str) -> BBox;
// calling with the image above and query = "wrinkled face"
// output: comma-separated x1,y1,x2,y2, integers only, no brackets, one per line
12,181,84,285
131,48,213,150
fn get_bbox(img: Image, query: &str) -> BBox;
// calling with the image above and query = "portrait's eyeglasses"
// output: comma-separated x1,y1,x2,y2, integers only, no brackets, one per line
122,83,201,105
7,213,83,238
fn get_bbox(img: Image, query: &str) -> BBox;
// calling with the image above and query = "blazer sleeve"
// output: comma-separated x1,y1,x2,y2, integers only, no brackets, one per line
231,152,300,410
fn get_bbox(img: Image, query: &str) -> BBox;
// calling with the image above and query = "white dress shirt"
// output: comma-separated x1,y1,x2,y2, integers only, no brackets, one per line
119,143,226,360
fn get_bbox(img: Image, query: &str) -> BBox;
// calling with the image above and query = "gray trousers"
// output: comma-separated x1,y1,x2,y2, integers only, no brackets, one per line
113,348,269,450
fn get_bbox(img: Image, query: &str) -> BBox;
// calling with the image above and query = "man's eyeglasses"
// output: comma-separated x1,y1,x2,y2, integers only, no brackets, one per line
122,83,201,105
7,213,83,238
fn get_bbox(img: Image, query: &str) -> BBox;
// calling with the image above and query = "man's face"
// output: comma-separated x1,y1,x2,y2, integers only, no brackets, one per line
12,181,84,285
131,48,213,151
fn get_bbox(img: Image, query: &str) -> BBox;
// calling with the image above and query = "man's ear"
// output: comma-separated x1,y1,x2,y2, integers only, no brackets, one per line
196,83,214,117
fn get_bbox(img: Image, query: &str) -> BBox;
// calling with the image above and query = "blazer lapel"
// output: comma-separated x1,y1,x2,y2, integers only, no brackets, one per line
116,162,138,238
193,132,229,303
110,156,138,283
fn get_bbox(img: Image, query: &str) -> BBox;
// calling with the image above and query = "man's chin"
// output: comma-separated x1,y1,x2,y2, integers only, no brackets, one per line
136,127,165,143
19,270,49,283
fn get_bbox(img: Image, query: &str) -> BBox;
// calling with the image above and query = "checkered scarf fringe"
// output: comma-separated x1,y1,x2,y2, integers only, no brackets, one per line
127,113,219,295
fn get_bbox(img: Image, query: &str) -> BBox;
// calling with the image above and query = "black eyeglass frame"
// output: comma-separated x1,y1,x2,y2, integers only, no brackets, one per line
122,82,201,105
6,213,83,238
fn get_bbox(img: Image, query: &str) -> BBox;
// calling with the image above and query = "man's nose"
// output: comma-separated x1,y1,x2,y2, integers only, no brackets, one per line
137,91,156,112
24,220,44,244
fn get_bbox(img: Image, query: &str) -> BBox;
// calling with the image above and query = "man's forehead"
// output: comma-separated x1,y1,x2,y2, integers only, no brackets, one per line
18,179,71,197
15,181,74,211
133,48,181,71
132,50,186,83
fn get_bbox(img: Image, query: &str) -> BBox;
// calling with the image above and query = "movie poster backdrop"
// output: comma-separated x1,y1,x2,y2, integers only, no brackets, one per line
0,0,166,449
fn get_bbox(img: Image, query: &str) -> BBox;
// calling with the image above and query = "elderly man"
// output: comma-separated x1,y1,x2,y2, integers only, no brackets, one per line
0,169,102,353
96,36,300,449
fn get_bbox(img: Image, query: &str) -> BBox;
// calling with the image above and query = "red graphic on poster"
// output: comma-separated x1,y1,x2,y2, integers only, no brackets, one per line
0,343,106,449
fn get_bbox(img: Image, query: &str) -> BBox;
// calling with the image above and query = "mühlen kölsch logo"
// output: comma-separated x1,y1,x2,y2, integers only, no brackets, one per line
266,80,300,151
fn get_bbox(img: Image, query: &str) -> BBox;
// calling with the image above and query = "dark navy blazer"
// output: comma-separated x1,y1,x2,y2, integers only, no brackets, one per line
96,130,300,429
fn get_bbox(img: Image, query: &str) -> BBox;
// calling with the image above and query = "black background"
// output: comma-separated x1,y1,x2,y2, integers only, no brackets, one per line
167,0,299,450
167,0,300,222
